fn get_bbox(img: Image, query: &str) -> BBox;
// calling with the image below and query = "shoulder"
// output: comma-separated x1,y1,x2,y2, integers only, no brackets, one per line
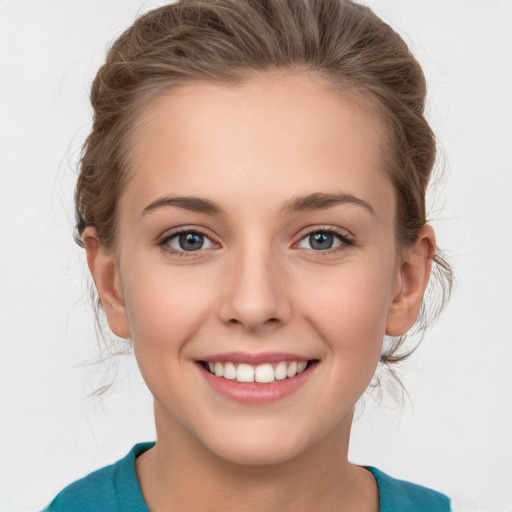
366,467,451,512
43,462,119,512
42,443,153,512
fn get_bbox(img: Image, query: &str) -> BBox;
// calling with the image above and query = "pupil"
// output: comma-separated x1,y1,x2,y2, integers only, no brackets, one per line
310,232,333,250
179,233,204,251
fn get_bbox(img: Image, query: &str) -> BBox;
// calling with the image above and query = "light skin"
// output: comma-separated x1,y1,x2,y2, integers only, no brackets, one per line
84,72,435,512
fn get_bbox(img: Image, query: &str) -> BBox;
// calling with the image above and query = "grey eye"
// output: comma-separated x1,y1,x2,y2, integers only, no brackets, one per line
167,232,214,252
298,231,343,251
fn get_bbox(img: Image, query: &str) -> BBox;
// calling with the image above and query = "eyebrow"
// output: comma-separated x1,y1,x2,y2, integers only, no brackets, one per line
140,195,223,217
282,192,375,215
140,191,375,218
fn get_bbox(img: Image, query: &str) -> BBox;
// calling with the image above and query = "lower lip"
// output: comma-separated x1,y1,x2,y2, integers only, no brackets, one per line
197,362,316,403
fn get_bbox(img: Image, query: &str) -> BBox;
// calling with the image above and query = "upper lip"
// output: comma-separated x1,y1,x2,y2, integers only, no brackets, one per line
198,351,313,365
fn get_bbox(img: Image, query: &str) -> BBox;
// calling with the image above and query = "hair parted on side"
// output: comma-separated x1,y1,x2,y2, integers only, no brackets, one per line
75,0,453,367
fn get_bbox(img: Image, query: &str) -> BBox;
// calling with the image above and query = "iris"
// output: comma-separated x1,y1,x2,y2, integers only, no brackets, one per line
309,232,334,250
179,232,204,251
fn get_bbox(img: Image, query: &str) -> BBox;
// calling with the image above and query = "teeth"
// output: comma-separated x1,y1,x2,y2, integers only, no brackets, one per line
275,361,287,380
224,362,237,380
287,361,297,378
237,364,255,382
214,362,224,378
255,363,275,383
206,360,309,383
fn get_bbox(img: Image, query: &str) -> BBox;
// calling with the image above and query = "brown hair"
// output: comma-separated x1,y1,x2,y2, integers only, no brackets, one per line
75,0,452,366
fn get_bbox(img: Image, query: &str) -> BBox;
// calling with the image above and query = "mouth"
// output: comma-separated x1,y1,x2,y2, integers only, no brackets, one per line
200,359,314,383
196,355,319,403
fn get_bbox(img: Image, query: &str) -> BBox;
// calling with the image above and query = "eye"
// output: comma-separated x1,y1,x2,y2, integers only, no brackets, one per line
297,230,352,251
162,230,215,253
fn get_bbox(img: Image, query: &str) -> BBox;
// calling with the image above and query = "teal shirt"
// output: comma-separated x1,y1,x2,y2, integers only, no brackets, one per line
44,443,450,512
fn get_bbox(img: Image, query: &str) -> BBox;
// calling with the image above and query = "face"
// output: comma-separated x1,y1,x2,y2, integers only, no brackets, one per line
93,73,415,466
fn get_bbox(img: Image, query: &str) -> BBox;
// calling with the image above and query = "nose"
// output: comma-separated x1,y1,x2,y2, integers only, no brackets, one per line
218,244,292,333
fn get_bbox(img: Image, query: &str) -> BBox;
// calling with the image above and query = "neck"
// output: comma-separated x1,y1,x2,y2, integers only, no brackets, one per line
136,404,377,512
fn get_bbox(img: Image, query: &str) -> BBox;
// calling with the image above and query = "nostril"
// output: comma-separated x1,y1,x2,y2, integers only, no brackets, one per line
227,317,279,326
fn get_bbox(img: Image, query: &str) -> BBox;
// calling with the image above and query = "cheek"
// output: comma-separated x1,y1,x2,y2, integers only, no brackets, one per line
120,265,220,415
122,264,216,354
296,260,395,357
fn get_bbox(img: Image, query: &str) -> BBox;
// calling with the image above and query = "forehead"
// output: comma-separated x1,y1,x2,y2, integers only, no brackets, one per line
122,72,393,218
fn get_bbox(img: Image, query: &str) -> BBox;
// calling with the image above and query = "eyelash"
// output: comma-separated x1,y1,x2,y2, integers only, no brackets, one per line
158,228,216,257
295,226,354,253
158,226,354,257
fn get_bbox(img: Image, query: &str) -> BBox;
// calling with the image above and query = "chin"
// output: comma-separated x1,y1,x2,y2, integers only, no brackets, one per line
211,438,306,467
198,419,317,467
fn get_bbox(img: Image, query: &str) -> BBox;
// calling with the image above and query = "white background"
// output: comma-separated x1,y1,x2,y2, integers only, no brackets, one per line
1,1,511,511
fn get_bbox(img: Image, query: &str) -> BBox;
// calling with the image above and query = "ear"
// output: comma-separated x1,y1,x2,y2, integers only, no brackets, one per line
82,227,131,339
386,224,436,337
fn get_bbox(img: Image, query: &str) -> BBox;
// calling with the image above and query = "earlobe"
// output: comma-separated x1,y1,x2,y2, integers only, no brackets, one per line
385,224,436,337
82,227,131,339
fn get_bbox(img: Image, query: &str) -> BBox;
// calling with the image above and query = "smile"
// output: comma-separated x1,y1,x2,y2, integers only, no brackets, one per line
197,354,318,403
204,360,308,383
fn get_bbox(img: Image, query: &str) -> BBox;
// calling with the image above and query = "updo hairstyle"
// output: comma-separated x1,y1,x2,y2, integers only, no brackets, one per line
75,0,453,366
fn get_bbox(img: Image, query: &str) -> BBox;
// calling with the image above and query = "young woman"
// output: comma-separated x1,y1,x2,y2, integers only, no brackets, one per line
44,0,453,510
